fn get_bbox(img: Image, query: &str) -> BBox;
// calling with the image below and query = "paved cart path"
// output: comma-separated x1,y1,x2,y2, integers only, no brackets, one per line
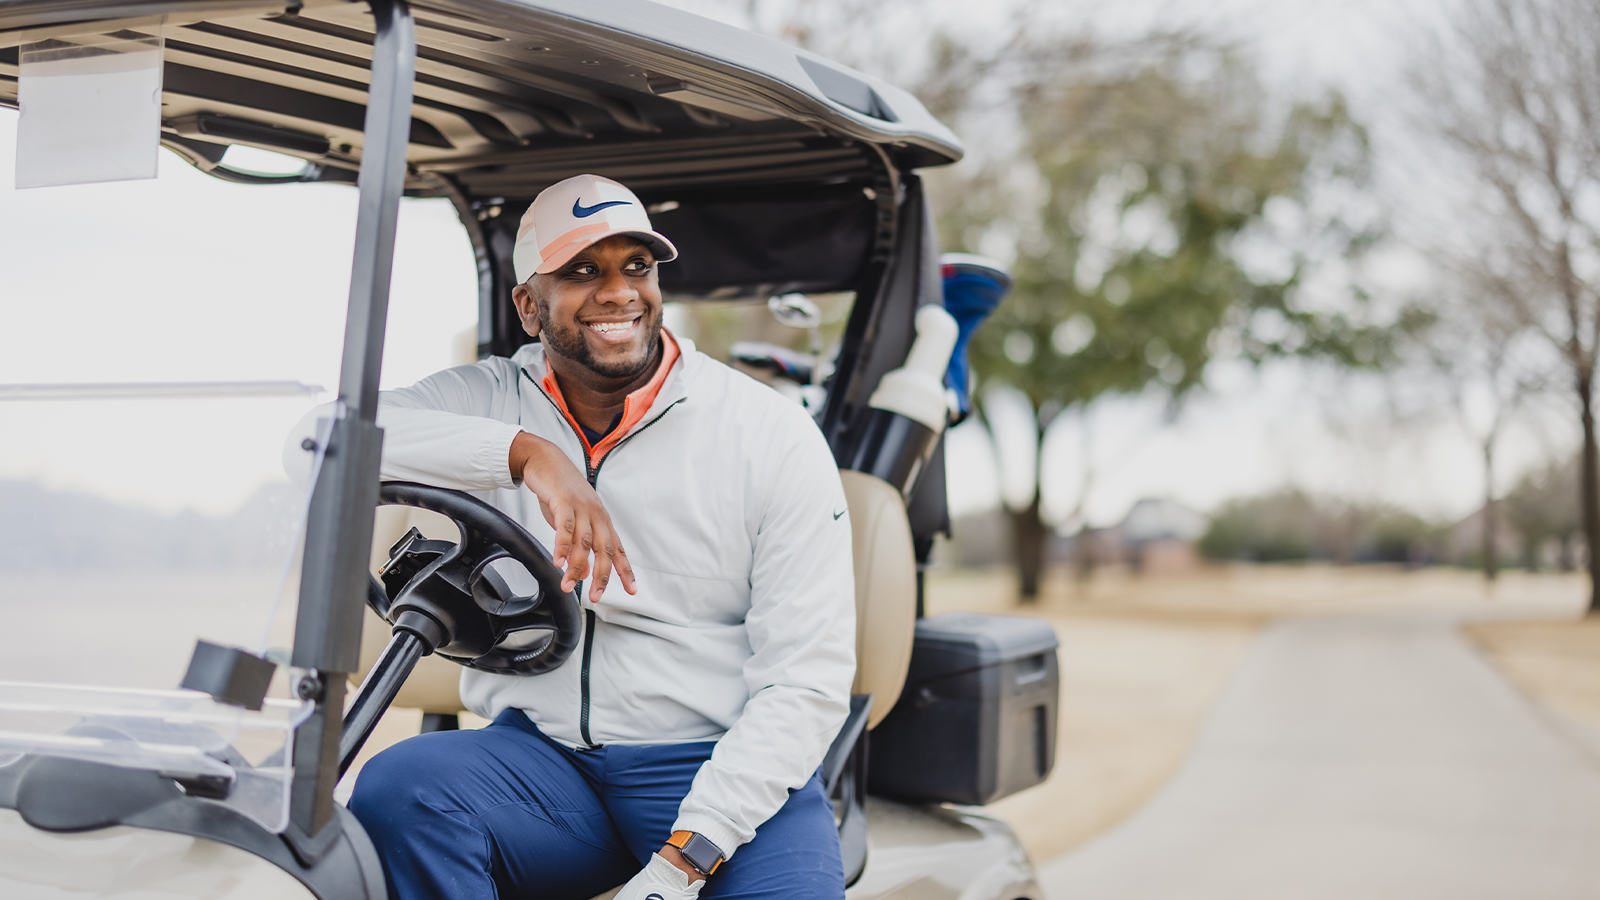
1038,612,1600,899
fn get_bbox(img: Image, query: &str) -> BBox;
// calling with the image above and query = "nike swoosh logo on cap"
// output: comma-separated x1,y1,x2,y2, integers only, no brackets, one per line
572,199,632,218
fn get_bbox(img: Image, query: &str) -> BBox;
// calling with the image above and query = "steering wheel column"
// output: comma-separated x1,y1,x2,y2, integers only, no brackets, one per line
338,482,581,776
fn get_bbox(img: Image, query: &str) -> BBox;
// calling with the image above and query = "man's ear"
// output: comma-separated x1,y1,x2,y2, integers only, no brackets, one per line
511,283,542,338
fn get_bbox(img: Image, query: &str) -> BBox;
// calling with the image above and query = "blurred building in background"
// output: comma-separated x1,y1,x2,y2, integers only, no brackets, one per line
1088,498,1208,574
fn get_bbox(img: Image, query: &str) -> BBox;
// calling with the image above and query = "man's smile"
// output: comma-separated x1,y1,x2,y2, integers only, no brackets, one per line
584,315,642,344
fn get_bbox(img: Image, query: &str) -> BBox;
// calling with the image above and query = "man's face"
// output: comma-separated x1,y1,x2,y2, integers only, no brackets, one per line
513,235,663,381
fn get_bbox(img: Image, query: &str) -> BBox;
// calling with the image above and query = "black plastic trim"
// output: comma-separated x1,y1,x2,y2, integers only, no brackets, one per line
797,57,897,122
824,694,872,887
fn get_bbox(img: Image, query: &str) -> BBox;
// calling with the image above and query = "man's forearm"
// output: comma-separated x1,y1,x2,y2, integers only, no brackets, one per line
374,404,525,491
672,680,851,859
507,430,549,483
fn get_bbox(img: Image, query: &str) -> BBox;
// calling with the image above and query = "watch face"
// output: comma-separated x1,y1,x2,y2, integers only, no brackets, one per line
679,833,723,875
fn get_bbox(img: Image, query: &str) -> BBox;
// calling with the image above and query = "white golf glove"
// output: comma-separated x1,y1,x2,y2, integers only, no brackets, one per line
615,852,704,900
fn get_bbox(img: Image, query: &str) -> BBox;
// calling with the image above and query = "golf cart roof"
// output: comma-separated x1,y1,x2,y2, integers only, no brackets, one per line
0,0,962,198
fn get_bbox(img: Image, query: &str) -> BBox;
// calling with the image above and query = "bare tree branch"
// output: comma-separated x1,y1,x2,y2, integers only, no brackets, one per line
1412,0,1600,607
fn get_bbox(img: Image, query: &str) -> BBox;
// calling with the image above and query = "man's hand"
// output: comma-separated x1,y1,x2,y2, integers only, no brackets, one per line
615,853,703,900
509,431,636,603
658,844,704,882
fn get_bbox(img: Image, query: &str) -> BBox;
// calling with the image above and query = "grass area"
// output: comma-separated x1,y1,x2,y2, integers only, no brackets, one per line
1467,612,1600,746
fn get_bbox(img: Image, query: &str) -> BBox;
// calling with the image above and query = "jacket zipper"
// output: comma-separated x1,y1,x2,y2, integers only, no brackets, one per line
522,367,681,749
579,605,597,747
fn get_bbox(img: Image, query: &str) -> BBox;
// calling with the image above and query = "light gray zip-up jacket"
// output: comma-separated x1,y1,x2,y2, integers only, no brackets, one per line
369,335,855,859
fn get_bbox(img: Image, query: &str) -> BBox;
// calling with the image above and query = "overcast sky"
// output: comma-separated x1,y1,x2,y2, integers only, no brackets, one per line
0,0,1555,529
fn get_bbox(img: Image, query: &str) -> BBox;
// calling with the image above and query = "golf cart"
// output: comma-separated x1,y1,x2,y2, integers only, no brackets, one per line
0,0,1058,896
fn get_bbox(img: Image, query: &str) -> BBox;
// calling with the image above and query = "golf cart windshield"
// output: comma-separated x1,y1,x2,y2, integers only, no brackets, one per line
0,133,348,830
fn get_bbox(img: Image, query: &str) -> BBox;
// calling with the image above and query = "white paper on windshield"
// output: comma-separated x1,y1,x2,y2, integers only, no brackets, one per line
15,30,164,188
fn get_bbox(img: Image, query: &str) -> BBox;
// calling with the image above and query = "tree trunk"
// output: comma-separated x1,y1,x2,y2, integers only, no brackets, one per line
1482,441,1499,582
1009,491,1047,604
1582,377,1600,613
1074,521,1096,585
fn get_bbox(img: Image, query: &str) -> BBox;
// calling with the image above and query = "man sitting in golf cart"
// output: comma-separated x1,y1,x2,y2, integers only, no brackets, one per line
348,174,856,900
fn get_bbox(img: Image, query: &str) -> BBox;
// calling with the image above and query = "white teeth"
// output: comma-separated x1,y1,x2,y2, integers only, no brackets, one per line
589,321,633,334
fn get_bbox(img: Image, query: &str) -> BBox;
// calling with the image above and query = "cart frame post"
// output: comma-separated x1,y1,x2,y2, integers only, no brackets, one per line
288,0,416,844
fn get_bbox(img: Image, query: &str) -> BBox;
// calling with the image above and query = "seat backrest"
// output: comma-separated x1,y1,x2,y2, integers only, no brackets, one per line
838,470,917,729
355,470,921,730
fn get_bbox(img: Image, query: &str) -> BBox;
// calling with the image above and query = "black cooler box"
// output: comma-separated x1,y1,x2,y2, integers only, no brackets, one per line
868,613,1059,805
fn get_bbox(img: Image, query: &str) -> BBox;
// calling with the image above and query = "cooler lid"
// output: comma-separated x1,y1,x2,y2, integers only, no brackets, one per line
912,613,1059,668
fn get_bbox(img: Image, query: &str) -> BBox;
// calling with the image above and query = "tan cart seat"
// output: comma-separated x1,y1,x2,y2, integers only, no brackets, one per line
837,470,916,728
354,469,919,730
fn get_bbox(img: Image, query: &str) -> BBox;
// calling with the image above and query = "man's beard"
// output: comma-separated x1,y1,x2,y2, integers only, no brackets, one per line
537,301,663,380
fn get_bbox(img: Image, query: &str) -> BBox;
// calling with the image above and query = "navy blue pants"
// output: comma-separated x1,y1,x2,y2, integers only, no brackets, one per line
349,709,845,900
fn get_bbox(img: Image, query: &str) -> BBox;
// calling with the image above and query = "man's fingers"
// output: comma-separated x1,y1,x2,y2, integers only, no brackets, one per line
613,541,638,595
564,513,593,591
524,468,624,601
588,534,611,598
551,505,577,571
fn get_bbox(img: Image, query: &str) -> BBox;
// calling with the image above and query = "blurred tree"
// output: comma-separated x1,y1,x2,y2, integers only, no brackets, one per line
1413,0,1600,610
1412,268,1548,581
1503,456,1583,571
1200,489,1319,562
1199,488,1441,565
945,38,1401,600
1366,510,1438,566
716,0,1020,101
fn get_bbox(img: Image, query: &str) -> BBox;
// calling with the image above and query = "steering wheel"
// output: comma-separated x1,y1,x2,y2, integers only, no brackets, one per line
367,481,581,675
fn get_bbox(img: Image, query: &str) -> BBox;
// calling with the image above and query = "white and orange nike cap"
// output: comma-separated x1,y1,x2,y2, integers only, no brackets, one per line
512,174,678,282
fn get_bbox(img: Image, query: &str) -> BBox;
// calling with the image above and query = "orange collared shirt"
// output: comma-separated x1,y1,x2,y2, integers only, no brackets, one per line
539,328,681,468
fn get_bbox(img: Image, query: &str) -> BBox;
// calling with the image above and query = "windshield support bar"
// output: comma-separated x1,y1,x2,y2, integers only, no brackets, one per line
337,0,417,422
288,0,416,845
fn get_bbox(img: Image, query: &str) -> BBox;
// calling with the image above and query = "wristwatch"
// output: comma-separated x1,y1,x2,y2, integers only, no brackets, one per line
666,831,724,877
